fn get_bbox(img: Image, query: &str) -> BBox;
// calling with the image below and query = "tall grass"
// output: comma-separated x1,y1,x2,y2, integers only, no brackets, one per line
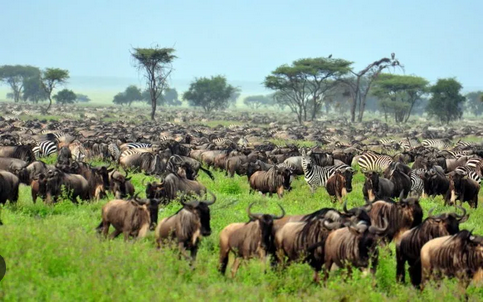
1,168,483,301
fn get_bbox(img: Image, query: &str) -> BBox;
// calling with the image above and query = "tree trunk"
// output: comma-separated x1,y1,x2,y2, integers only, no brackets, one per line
405,101,416,123
45,97,52,112
151,99,156,121
311,97,317,120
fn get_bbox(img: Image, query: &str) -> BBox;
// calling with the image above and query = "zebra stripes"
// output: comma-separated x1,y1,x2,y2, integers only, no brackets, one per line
409,170,425,197
421,139,452,150
212,138,234,147
301,152,352,193
125,142,152,149
455,166,481,185
357,152,394,173
108,143,121,162
32,141,57,158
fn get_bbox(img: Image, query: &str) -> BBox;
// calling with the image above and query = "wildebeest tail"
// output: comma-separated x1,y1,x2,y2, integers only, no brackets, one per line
200,166,215,180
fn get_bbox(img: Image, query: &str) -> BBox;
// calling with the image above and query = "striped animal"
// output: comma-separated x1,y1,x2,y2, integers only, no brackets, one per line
32,141,57,158
357,152,394,173
301,150,354,194
422,139,452,150
454,166,481,185
409,170,425,197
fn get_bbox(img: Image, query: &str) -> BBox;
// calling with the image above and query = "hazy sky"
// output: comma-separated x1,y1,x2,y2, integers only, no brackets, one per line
2,0,482,93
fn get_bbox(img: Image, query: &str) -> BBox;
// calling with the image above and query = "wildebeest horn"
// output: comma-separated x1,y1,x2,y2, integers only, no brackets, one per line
132,192,140,201
204,190,216,206
323,219,341,230
369,218,388,235
271,203,285,220
125,170,132,181
399,190,405,200
343,199,349,213
427,207,436,218
247,202,261,220
363,200,372,212
141,177,147,186
455,205,467,221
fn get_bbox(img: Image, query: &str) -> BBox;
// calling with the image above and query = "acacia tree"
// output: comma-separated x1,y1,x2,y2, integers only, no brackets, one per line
340,54,402,123
265,57,352,124
0,65,40,102
426,78,466,124
23,74,48,103
465,91,483,116
183,76,236,113
41,68,69,113
131,47,176,120
371,74,428,123
243,95,274,110
54,89,77,105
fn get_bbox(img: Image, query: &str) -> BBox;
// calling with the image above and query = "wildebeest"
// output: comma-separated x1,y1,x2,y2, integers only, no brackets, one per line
120,152,165,175
425,166,449,197
97,195,158,241
219,203,285,277
275,217,341,283
249,166,285,198
155,191,216,261
396,206,468,286
43,169,90,204
368,194,423,243
0,157,29,184
0,170,20,204
158,171,207,204
325,170,347,203
0,145,36,163
420,230,483,287
69,162,113,201
324,218,388,281
363,171,395,202
445,170,480,208
109,170,134,199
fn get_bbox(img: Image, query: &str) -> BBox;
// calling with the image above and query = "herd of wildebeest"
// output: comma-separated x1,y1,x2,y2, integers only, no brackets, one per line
1,108,483,290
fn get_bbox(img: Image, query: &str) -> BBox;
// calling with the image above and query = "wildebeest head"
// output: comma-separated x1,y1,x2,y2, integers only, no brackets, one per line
110,170,132,199
132,193,162,230
342,199,372,225
144,179,166,200
180,191,216,236
363,172,380,202
426,206,468,235
9,163,30,184
247,202,285,251
396,194,424,229
347,217,388,264
340,167,356,193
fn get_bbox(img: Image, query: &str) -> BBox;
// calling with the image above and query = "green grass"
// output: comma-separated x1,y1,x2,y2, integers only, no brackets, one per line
1,166,483,301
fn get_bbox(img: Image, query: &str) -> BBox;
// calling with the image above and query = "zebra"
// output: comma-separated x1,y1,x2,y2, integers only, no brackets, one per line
421,139,452,150
120,148,150,159
108,143,121,162
301,150,353,193
32,141,57,158
71,145,86,161
212,138,235,147
237,137,248,149
455,166,481,185
409,170,425,197
455,139,472,149
357,152,394,173
125,142,152,149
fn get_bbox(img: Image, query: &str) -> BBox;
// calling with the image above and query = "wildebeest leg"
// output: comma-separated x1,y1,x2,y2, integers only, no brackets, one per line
178,242,190,260
102,221,110,238
219,250,229,275
191,246,198,261
123,230,130,241
396,249,406,283
110,229,122,239
231,257,242,278
409,258,422,288
31,190,37,204
323,260,332,283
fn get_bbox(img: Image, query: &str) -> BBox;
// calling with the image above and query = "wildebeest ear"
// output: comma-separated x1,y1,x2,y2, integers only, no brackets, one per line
126,177,132,181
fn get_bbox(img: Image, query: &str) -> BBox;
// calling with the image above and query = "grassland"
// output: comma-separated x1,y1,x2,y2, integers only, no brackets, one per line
1,163,483,301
